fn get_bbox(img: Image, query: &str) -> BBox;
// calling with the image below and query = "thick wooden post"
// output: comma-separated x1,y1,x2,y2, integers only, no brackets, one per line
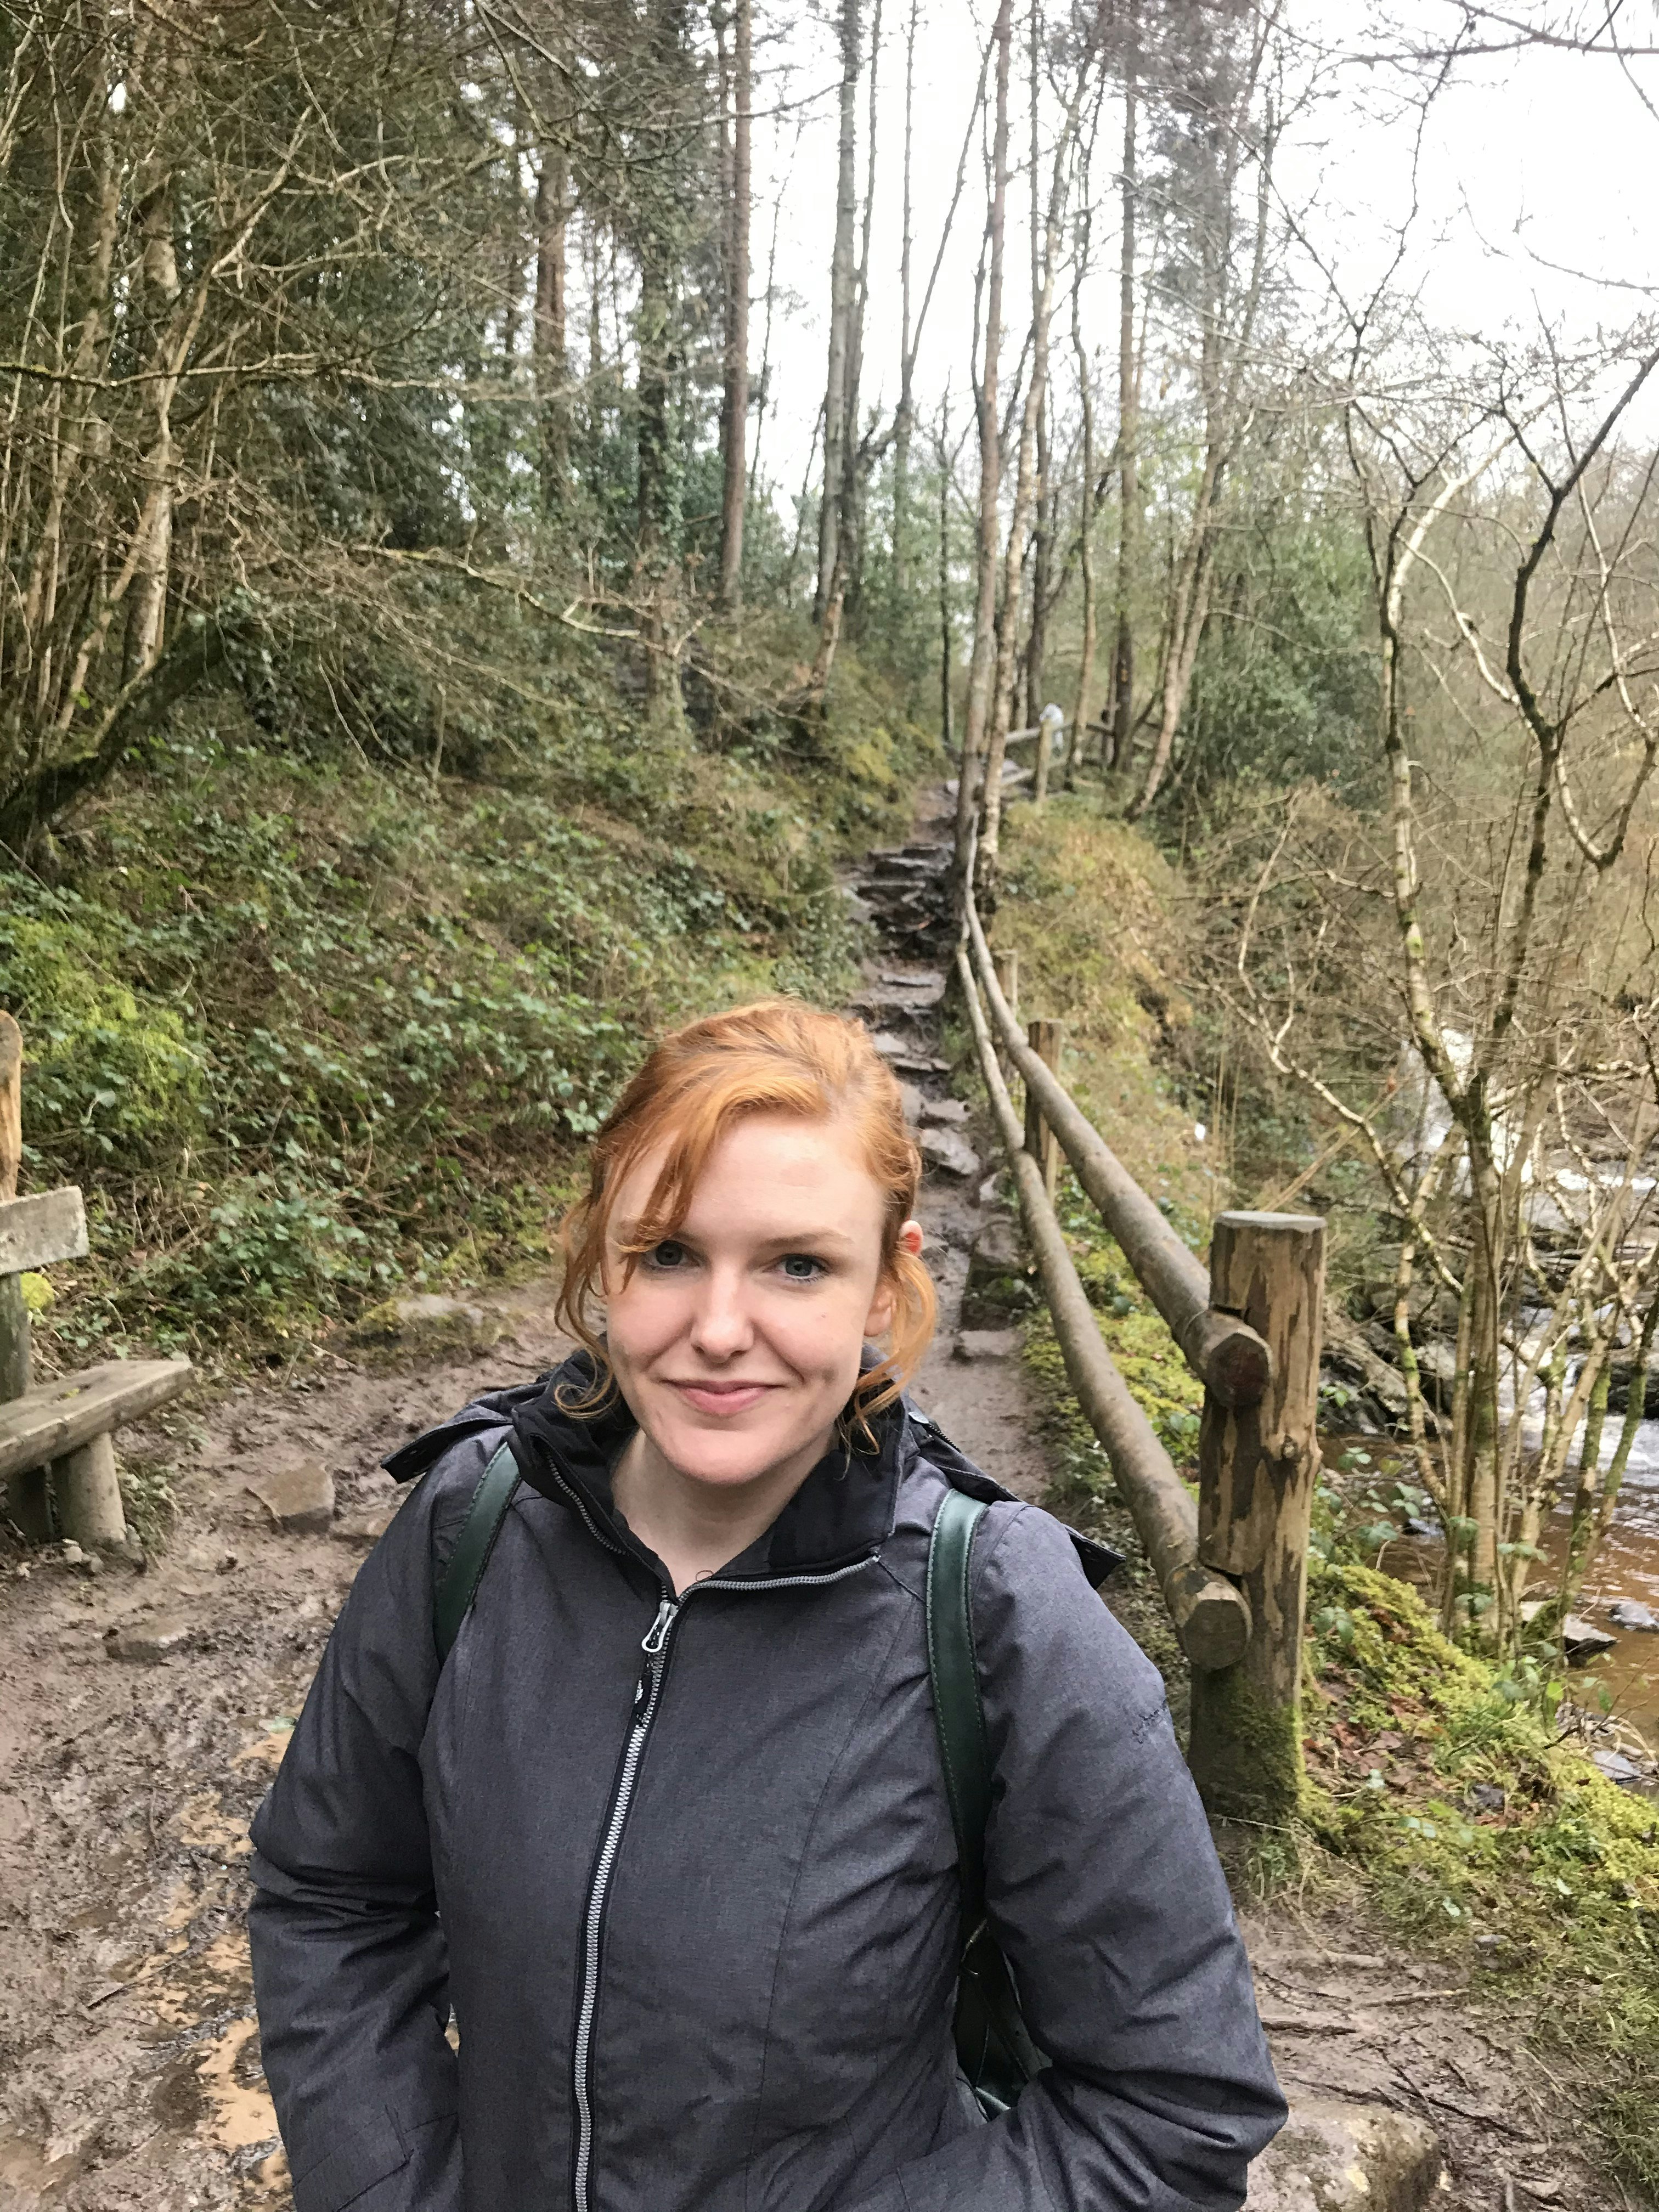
1022,1019,1063,1199
1188,1211,1325,1821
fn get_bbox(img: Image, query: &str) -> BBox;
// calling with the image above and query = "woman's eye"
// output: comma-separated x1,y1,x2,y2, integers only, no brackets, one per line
646,1240,689,1271
778,1253,827,1283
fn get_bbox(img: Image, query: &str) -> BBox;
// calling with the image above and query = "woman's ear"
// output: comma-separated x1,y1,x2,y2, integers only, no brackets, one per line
865,1221,924,1338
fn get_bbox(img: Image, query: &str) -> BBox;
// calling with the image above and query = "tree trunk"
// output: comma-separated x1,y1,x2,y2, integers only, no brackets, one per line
1026,389,1052,799
718,0,751,609
978,0,1088,889
892,0,919,607
815,0,861,624
938,404,955,752
126,79,181,684
1109,9,1138,774
952,0,1013,881
1068,201,1097,789
635,0,687,730
534,125,569,512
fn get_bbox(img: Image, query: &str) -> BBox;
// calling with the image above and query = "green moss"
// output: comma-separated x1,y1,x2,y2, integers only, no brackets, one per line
1189,1666,1306,1822
1304,1560,1659,2192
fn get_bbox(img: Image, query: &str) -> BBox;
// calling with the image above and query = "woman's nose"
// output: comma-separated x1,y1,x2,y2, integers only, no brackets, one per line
687,1269,755,1358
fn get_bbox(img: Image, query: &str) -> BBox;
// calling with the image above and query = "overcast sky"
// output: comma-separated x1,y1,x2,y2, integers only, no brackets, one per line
741,1,1659,506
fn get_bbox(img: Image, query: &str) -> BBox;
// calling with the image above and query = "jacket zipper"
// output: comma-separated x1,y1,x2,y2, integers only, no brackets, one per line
567,1545,878,2212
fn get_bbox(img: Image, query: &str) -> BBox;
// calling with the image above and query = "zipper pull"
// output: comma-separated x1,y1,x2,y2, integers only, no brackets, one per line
633,1596,678,1719
641,1596,677,1657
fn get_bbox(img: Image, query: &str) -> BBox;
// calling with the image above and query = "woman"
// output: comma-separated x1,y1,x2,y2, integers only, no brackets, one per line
249,999,1285,2212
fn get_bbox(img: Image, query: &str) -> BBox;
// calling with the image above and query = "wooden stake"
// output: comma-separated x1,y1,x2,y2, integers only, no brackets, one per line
1187,1211,1326,1821
1023,1018,1063,1199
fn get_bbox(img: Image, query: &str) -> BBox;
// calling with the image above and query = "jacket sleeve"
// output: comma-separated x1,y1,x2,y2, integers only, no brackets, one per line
847,1502,1287,2212
247,1431,497,2212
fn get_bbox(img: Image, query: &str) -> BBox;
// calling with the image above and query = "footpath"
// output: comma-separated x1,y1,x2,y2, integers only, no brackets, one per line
0,786,1630,2212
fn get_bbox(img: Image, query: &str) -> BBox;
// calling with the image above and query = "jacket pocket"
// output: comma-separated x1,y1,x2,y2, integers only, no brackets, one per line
290,2102,457,2212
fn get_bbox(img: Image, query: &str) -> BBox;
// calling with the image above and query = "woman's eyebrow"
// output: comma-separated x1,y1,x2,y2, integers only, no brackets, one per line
751,1227,857,1254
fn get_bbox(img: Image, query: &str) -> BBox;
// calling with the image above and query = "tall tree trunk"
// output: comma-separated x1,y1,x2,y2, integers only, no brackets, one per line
815,0,861,623
636,0,687,729
806,0,882,699
1068,193,1097,789
1108,6,1138,774
938,399,955,752
534,124,569,513
978,0,1091,888
1027,390,1052,799
718,0,751,610
952,0,1013,881
126,46,180,684
891,0,919,607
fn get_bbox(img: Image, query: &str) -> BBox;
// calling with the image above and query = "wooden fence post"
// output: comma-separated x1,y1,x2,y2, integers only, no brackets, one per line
1187,1210,1325,1822
1023,1019,1063,1199
991,949,1019,1025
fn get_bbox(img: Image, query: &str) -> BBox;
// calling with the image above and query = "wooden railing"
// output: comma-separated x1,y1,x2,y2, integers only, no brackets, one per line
957,890,1326,1821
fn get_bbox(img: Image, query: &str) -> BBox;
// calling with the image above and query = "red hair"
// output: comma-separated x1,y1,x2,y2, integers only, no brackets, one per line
555,999,936,1427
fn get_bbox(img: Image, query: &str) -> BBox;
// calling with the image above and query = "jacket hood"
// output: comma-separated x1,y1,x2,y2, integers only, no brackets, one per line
382,1348,1120,1590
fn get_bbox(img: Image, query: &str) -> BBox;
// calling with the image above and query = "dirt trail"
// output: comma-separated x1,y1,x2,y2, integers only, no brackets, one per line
0,785,1630,2212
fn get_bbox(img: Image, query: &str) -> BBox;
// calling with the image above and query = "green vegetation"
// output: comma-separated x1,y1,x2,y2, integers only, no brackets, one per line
1305,1558,1659,2190
7,653,933,1360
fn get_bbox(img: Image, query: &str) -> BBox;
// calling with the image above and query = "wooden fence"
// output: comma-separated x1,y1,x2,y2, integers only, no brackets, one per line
957,889,1326,1821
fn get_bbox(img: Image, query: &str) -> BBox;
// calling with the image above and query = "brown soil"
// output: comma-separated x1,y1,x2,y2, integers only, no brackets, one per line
0,786,1634,2211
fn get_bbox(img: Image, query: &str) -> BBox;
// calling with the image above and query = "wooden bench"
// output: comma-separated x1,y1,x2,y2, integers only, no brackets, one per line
1,1014,193,1550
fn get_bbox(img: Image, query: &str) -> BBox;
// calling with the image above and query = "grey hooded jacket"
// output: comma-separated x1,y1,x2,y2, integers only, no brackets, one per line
247,1359,1286,2212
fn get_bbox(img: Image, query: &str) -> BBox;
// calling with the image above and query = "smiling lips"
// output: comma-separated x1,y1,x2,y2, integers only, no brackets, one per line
669,1379,778,1418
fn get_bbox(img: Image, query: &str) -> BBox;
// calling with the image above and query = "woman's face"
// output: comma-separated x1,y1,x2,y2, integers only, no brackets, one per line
603,1111,919,1489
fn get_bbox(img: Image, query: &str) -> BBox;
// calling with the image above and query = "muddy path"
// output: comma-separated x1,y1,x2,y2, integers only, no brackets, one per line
0,783,1633,2212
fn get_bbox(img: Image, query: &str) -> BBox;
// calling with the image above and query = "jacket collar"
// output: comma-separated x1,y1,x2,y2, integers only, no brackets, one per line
507,1348,907,1581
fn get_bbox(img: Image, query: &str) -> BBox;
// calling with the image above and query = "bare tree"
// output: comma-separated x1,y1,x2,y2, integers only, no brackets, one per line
1126,9,1281,816
717,0,752,610
953,0,1014,877
1229,324,1659,1647
976,5,1101,890
815,0,862,623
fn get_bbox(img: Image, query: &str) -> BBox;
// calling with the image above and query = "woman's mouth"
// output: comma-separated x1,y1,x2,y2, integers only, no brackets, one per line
668,1379,777,1418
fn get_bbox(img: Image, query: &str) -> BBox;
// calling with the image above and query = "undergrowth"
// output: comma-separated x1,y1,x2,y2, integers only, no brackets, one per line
3,641,934,1361
1302,1557,1659,2190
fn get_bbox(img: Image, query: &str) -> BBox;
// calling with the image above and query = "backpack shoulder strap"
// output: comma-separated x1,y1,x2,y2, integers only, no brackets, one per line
433,1440,522,1661
926,1486,992,1937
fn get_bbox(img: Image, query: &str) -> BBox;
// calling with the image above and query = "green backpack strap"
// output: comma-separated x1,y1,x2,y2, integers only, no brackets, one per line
433,1440,522,1662
926,1487,1048,2117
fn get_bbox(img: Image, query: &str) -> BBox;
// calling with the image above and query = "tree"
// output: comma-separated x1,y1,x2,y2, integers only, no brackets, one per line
1229,324,1659,1647
815,0,863,624
716,0,752,609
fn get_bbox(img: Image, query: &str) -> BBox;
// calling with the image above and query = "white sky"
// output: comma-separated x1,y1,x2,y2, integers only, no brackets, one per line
743,0,1659,506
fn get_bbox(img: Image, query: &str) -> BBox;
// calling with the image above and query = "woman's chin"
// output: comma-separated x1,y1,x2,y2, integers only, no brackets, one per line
648,1414,820,1493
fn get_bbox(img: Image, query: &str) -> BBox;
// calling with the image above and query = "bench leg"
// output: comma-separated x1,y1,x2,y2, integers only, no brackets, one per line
55,1432,127,1550
5,1465,52,1543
